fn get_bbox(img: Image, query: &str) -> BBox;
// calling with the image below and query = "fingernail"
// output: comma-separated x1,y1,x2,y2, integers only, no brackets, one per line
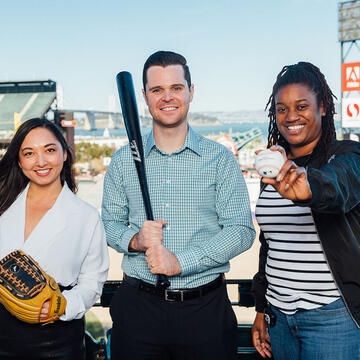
276,174,282,182
285,183,289,191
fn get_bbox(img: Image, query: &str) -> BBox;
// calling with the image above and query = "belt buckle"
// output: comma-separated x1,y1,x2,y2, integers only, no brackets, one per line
165,289,184,302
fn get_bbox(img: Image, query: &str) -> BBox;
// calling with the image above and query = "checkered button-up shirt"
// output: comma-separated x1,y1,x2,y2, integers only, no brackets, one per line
102,126,255,289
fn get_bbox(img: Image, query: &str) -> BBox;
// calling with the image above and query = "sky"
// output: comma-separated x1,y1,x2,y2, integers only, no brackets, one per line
0,0,351,113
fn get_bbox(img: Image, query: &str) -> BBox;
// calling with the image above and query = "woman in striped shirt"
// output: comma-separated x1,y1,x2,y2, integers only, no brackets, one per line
251,62,360,360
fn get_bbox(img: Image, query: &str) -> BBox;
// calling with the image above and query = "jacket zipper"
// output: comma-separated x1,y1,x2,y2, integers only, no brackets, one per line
310,208,360,328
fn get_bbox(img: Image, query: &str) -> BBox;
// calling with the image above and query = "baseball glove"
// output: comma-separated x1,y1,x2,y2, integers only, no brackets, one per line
0,250,66,324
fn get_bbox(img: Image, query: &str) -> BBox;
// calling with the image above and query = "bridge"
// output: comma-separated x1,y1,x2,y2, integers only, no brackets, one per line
61,110,124,130
0,80,264,146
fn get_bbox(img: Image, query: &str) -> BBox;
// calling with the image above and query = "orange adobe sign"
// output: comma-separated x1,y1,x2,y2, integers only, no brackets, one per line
342,62,360,92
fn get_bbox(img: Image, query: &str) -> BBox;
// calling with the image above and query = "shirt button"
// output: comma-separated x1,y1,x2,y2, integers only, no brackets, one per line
165,203,170,208
166,179,171,184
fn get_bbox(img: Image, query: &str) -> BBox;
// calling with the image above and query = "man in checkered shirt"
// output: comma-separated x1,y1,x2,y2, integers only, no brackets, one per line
102,50,255,360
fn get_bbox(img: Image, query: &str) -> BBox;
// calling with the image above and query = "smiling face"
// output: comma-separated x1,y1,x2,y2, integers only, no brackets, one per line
275,83,324,158
18,127,67,189
143,64,194,129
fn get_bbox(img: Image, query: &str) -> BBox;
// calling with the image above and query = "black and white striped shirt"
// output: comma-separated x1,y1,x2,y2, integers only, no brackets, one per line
255,184,340,314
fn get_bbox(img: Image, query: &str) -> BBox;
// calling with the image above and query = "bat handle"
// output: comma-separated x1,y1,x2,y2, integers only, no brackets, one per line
157,274,170,289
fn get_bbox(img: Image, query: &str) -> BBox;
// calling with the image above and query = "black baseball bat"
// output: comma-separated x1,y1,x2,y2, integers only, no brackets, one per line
116,71,170,289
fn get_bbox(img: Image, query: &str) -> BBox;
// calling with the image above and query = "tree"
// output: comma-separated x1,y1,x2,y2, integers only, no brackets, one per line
75,142,113,163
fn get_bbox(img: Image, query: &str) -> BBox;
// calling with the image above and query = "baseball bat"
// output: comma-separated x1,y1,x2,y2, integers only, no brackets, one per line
116,71,170,289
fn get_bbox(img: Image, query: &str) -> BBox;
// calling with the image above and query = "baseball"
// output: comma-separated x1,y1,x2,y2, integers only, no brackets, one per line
255,149,285,178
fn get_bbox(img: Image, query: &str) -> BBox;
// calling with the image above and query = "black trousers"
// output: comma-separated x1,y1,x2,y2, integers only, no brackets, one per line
110,279,237,360
0,304,85,360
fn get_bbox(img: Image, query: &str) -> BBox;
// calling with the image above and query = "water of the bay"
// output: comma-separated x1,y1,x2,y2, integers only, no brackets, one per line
75,122,269,137
75,121,341,138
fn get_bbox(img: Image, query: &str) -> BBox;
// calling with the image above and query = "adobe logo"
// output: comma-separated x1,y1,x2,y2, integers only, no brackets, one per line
342,62,360,92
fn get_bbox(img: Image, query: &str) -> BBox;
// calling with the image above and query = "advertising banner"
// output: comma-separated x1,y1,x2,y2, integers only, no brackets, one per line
342,62,360,92
342,97,360,127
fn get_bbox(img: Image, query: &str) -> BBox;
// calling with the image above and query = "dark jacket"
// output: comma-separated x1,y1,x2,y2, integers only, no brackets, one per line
252,140,360,327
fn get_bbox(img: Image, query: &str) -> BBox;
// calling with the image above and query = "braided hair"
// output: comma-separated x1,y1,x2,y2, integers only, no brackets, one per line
265,62,337,164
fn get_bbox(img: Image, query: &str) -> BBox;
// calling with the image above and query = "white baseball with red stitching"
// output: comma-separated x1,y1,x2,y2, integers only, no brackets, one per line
255,149,285,178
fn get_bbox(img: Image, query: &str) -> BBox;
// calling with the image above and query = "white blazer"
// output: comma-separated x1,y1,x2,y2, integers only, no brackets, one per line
0,183,109,321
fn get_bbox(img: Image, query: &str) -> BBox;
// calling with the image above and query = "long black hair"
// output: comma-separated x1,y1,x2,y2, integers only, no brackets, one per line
0,118,77,216
265,62,337,163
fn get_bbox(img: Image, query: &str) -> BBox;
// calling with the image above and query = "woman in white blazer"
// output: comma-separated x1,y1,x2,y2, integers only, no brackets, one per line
0,118,109,359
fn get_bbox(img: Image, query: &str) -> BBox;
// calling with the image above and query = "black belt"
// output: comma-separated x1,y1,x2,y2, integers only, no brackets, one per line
123,274,224,302
59,285,73,292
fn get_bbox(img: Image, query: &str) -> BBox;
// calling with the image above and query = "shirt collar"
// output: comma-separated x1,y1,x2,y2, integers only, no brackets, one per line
145,130,156,157
145,125,202,157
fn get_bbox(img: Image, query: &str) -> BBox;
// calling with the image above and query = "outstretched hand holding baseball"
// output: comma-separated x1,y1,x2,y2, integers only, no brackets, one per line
261,146,312,202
